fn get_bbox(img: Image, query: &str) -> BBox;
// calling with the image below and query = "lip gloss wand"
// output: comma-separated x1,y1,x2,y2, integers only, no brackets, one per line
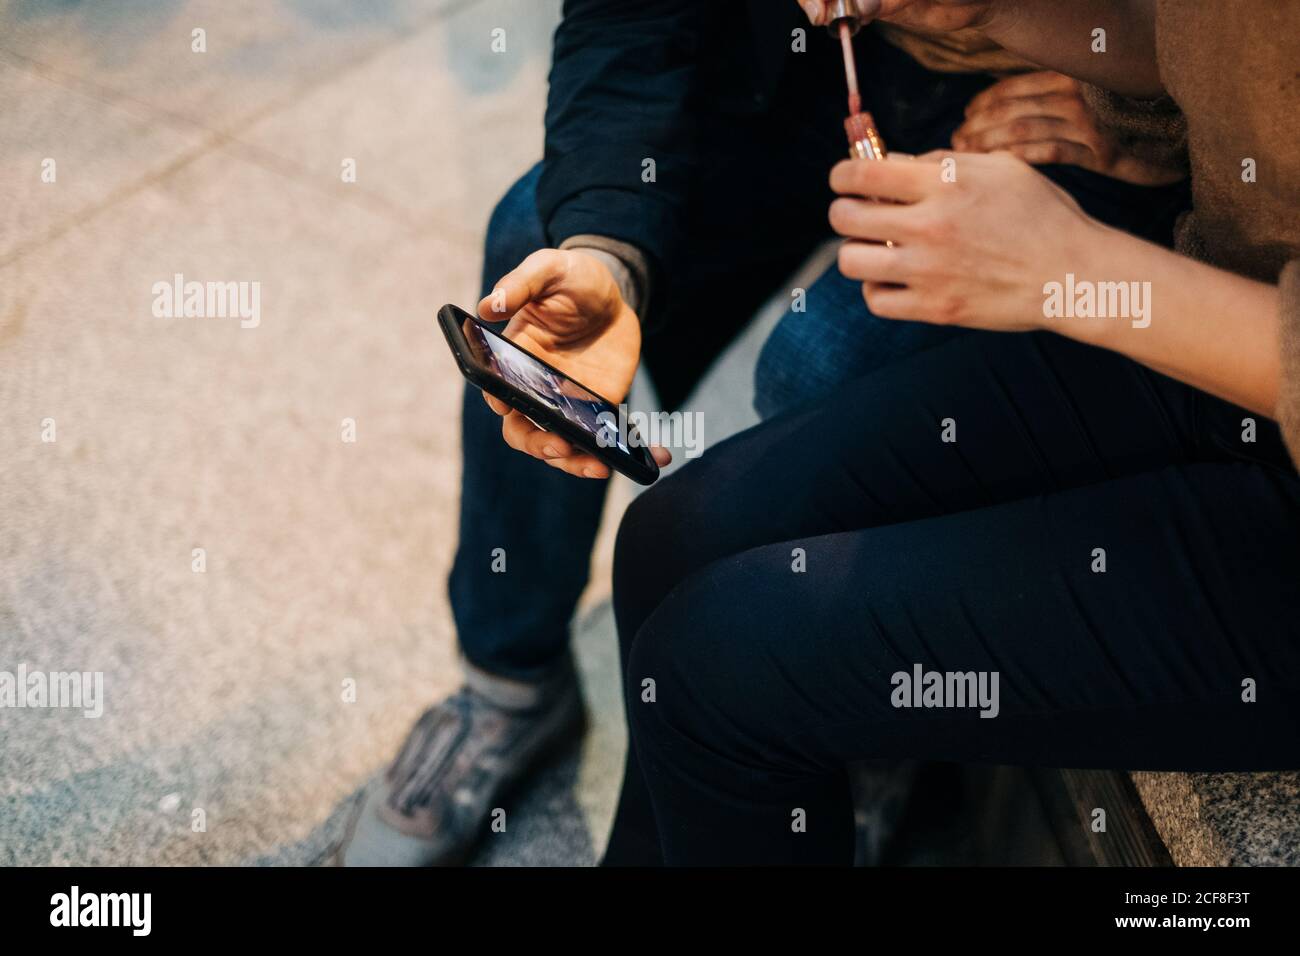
825,1,894,249
825,1,887,160
839,13,862,116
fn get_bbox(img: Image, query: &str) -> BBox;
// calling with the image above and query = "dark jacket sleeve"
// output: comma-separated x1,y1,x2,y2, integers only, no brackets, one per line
537,0,711,297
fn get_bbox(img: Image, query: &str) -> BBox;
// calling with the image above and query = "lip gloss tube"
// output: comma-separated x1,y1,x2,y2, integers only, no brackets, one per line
845,110,887,161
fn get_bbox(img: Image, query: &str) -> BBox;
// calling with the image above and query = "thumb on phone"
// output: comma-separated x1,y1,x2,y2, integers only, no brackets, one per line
476,249,563,324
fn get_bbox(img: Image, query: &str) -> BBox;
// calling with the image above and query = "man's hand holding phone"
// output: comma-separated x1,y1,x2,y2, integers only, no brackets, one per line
477,249,671,479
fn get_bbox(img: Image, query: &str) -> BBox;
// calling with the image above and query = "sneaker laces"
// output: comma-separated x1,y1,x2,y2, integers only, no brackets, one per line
386,687,525,817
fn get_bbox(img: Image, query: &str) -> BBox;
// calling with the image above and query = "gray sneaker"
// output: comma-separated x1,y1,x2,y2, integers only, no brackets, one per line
334,655,585,866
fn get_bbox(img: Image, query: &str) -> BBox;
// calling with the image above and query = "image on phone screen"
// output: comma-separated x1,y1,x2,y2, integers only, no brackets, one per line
438,304,659,484
464,319,631,454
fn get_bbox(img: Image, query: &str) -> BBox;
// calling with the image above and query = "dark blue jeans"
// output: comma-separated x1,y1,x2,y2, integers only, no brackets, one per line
449,166,610,680
451,157,832,679
753,266,963,421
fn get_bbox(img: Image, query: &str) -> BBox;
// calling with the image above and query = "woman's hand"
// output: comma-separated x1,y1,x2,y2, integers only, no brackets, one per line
796,0,992,32
796,1,1163,98
831,150,1283,418
478,249,671,479
953,72,1185,186
830,150,1105,331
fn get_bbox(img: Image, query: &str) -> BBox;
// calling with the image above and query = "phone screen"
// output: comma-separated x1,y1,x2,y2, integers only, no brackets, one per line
461,317,633,454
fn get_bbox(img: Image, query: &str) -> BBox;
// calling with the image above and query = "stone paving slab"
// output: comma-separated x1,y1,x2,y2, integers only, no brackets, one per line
0,0,579,865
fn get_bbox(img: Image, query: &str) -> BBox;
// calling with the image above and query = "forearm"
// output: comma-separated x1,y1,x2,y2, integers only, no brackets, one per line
980,0,1163,97
540,0,705,273
1059,226,1281,417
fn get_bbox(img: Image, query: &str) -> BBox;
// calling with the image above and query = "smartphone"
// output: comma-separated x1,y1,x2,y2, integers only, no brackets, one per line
438,304,660,485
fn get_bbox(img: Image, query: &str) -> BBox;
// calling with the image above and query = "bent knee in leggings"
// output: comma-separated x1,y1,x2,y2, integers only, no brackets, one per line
612,402,838,654
622,568,731,758
622,550,841,777
612,472,713,648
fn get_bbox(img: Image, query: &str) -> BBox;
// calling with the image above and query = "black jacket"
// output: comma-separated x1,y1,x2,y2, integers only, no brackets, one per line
536,0,811,279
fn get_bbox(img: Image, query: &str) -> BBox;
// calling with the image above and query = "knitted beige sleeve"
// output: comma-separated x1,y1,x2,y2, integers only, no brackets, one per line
1080,83,1190,175
1278,260,1300,468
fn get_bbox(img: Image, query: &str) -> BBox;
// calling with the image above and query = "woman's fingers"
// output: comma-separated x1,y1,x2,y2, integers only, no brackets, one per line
963,71,1077,117
797,0,883,25
1002,140,1096,168
956,92,1089,141
830,156,935,203
861,281,924,320
797,0,825,22
861,281,966,325
838,239,910,284
952,78,1110,169
957,116,1079,153
828,196,920,243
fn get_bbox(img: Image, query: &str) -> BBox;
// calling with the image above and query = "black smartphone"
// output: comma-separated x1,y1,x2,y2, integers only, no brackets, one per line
438,304,660,485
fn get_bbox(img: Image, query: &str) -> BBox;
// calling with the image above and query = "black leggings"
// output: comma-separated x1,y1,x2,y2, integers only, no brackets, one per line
603,331,1300,866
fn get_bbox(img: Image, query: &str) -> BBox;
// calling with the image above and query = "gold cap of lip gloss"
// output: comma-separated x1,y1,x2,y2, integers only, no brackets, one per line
845,111,887,160
844,111,894,247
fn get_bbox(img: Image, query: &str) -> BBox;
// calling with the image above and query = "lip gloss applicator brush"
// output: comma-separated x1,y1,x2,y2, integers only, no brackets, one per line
839,13,862,116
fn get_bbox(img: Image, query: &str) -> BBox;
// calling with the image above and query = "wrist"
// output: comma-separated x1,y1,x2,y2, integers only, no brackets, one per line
1037,218,1140,348
558,236,651,319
